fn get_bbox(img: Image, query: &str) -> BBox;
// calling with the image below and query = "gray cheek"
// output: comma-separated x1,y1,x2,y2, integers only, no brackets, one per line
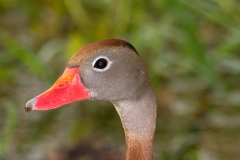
81,66,123,101
80,65,109,100
81,66,97,97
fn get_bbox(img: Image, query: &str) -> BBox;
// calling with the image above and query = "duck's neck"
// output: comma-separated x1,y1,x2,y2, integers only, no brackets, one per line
113,88,157,160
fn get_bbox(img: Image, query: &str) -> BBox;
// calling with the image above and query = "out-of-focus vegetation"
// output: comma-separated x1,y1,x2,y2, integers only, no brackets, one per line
0,0,240,159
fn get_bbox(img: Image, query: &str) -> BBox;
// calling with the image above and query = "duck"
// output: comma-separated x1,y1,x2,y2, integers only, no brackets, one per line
25,39,157,160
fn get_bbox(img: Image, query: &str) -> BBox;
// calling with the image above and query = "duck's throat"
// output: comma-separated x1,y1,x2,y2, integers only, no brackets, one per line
113,89,157,160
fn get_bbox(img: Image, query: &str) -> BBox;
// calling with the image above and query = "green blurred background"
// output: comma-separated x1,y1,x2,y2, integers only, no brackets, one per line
0,0,240,159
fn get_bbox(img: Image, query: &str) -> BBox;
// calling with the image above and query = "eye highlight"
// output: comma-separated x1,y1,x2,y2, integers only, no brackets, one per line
94,58,108,69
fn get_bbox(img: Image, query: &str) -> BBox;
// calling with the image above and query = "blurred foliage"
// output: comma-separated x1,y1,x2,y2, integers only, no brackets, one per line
0,0,240,159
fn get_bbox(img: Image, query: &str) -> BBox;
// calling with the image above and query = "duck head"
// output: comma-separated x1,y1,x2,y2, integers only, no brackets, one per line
26,39,150,112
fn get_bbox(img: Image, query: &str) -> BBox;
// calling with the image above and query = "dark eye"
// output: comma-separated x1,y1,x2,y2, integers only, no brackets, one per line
94,58,108,69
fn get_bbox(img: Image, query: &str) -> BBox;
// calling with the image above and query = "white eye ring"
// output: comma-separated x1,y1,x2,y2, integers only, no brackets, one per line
92,56,112,72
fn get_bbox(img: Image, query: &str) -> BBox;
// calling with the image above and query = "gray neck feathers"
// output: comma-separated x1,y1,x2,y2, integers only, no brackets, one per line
113,85,156,160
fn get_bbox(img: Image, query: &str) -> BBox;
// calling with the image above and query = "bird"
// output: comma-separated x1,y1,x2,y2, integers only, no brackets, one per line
25,39,157,160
